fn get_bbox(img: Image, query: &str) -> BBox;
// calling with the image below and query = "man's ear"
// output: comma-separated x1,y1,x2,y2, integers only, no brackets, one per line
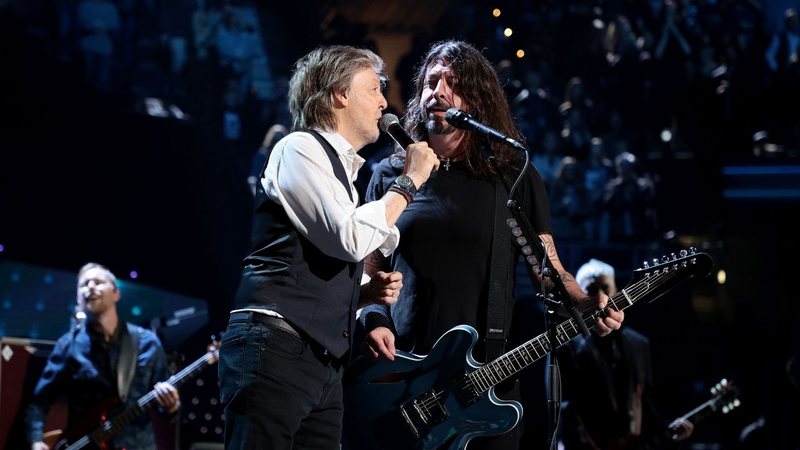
112,288,121,303
332,88,349,107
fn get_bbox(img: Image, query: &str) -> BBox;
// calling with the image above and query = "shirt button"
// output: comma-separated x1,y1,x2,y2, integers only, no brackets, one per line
342,330,350,338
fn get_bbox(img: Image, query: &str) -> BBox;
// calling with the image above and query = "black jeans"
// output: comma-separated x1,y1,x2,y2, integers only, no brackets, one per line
219,312,343,449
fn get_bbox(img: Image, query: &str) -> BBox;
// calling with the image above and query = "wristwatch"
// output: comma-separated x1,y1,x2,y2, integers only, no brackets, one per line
392,174,417,196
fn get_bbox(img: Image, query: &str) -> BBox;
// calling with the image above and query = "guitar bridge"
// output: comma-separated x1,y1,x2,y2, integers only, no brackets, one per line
399,390,449,438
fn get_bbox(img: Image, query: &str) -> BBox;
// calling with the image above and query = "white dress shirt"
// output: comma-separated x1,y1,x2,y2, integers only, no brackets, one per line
262,129,399,262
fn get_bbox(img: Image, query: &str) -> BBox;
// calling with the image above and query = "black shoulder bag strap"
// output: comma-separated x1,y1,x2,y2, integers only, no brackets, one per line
484,176,515,361
118,323,140,402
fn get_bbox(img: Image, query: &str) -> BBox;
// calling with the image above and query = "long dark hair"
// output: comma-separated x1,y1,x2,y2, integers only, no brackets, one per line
404,40,524,176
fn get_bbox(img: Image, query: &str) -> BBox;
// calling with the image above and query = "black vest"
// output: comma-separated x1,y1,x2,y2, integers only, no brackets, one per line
234,130,364,359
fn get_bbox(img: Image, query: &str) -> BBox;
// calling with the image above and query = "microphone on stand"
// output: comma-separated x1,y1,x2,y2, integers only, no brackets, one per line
444,108,526,150
380,114,415,149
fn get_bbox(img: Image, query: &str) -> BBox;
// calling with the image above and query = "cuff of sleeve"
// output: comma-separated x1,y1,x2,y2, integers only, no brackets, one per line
379,226,400,256
364,311,392,332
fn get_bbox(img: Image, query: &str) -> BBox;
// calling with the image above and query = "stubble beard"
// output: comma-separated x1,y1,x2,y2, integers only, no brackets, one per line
425,114,457,135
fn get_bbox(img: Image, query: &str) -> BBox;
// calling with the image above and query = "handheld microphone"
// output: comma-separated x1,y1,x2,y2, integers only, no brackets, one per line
445,108,526,150
380,114,415,149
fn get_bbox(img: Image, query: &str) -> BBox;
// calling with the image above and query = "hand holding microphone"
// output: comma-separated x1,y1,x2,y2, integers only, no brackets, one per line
380,114,440,190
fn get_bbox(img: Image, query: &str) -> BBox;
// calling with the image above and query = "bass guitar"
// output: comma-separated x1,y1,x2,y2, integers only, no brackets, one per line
43,340,220,450
342,249,713,450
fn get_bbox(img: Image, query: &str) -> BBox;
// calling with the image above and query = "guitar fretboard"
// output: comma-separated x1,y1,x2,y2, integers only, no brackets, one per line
86,349,219,445
466,256,703,394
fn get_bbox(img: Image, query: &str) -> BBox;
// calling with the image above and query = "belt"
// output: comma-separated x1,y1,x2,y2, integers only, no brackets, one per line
230,311,301,339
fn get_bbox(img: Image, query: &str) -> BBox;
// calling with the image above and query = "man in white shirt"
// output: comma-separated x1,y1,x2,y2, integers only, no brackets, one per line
217,45,439,449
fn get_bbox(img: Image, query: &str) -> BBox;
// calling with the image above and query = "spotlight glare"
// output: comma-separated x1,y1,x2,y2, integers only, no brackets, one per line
492,8,501,18
660,129,673,142
516,49,525,58
717,269,726,285
504,28,513,37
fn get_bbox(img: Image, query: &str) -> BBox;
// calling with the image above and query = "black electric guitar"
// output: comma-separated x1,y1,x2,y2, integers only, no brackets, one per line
342,250,713,450
609,378,741,450
43,340,220,450
666,378,740,439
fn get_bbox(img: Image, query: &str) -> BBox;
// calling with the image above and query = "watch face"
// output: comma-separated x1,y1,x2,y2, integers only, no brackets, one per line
395,175,416,194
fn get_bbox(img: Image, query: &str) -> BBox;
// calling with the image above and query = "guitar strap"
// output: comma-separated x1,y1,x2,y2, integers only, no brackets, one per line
118,323,140,402
485,176,515,361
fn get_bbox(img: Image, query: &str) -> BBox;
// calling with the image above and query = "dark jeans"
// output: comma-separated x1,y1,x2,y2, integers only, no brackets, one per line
219,312,344,450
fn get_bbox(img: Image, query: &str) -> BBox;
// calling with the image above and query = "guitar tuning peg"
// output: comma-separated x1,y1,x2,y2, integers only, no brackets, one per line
671,252,677,260
689,246,697,254
643,261,650,269
662,255,670,263
652,258,659,267
680,249,688,257
733,399,741,408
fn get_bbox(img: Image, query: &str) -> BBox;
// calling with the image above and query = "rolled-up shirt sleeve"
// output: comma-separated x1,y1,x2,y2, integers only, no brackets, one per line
264,131,399,262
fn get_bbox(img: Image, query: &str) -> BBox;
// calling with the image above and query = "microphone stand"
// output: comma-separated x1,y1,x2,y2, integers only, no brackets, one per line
488,148,591,450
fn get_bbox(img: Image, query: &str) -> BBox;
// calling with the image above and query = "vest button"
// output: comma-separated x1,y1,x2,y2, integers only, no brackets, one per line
342,330,350,338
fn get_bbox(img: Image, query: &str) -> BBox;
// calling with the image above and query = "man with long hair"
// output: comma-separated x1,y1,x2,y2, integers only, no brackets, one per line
359,40,624,449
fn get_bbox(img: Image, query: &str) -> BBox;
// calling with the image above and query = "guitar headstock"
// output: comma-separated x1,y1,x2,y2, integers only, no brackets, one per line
710,378,741,414
629,248,714,303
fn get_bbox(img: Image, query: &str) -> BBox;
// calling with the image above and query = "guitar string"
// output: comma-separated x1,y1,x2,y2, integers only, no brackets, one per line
411,262,693,415
91,350,217,440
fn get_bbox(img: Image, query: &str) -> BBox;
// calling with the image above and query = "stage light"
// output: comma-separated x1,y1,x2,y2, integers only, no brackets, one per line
131,305,142,316
516,49,525,58
717,269,726,285
660,129,672,142
492,8,501,17
504,28,513,37
130,270,139,279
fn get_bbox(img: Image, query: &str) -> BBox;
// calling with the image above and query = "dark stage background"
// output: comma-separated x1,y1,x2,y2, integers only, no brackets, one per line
1,0,799,448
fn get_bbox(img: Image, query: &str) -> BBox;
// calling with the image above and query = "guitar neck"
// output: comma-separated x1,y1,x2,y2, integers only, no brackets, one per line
90,350,218,444
680,397,721,425
469,259,697,392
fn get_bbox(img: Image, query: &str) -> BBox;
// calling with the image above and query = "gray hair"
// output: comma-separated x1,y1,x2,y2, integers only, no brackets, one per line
575,259,615,292
287,46,386,132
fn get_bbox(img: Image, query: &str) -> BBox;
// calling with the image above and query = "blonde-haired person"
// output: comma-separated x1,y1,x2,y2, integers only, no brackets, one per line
25,263,179,450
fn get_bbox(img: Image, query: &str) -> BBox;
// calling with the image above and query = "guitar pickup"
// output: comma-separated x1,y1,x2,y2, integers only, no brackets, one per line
399,390,450,438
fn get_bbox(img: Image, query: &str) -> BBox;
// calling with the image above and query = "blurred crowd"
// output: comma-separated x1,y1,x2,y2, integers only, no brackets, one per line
7,0,800,246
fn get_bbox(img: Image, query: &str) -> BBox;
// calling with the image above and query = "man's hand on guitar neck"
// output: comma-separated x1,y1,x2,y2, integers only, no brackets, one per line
668,417,695,441
593,293,625,337
154,382,180,414
560,270,625,337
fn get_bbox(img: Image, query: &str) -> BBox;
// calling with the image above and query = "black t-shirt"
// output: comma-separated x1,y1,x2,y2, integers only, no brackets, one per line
366,157,551,357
